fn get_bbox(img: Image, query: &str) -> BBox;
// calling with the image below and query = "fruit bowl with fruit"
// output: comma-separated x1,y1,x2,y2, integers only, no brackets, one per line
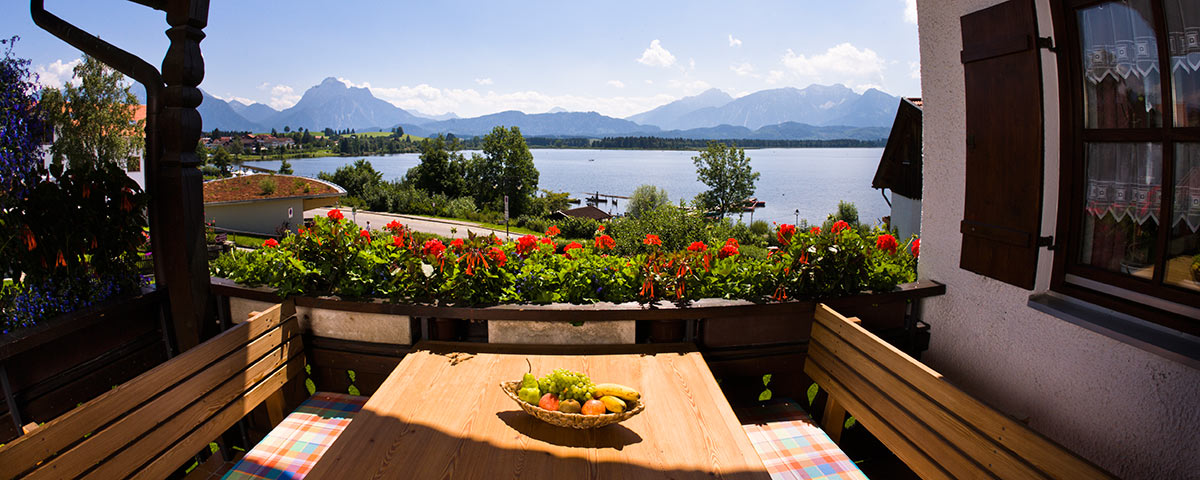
501,367,644,429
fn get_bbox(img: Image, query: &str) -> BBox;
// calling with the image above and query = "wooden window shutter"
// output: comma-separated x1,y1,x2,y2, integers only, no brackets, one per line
959,0,1045,290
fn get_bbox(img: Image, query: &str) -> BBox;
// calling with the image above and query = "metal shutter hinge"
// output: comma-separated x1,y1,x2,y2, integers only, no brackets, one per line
1036,36,1057,53
1037,235,1056,250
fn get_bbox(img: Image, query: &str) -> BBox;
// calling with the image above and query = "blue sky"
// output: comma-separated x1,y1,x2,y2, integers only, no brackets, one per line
4,0,920,118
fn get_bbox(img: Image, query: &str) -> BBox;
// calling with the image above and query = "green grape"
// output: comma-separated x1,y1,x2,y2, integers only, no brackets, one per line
536,368,595,403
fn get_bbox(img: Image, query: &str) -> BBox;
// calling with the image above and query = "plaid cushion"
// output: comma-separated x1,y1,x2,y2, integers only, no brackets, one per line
223,392,367,480
737,401,868,480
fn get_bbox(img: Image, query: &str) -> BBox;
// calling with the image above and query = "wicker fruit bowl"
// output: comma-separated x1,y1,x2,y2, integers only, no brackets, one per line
500,381,645,429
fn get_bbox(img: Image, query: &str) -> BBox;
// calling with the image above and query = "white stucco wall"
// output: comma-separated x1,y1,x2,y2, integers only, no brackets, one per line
890,193,921,240
205,198,303,236
917,0,1200,478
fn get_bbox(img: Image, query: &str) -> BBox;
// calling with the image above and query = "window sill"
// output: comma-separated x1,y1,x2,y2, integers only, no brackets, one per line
1028,291,1200,370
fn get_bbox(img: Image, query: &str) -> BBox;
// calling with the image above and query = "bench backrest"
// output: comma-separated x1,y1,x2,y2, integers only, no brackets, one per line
804,304,1113,480
0,301,305,479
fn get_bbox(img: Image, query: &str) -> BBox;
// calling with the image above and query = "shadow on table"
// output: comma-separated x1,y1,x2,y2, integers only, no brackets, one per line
496,410,643,450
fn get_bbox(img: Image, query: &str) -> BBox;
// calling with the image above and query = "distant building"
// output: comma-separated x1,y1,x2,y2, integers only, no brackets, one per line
872,97,922,240
550,205,613,221
203,174,344,236
39,104,148,189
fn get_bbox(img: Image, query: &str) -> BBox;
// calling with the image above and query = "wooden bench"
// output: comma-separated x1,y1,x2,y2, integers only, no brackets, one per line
805,304,1115,479
0,301,308,479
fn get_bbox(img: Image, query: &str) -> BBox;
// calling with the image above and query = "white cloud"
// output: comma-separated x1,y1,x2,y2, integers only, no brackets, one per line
34,59,82,89
365,83,678,118
909,60,921,80
852,83,885,93
689,58,696,70
210,92,256,105
730,62,757,77
337,77,371,89
257,82,301,109
666,79,711,94
607,80,625,88
474,77,494,86
765,70,785,84
779,43,887,89
637,39,676,68
728,34,742,47
904,0,918,25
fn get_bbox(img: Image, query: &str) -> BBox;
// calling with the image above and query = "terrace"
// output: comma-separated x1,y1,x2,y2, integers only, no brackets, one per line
1,1,1195,479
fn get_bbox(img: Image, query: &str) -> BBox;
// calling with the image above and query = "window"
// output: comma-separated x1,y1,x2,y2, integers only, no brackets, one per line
1057,0,1200,334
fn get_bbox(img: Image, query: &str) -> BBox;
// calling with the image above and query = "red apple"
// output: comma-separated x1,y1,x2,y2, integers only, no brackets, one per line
538,393,559,411
581,399,605,415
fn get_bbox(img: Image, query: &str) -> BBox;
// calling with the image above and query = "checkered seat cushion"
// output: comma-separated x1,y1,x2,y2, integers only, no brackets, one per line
223,392,367,480
737,401,867,480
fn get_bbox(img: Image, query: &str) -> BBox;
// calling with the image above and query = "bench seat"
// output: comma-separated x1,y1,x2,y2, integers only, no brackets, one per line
737,401,867,480
224,392,367,480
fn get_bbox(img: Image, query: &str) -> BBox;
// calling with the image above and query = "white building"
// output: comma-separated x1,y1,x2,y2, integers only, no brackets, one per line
917,0,1199,478
203,174,344,236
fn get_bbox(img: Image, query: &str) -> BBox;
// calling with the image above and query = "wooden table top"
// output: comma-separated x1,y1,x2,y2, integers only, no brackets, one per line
306,342,769,479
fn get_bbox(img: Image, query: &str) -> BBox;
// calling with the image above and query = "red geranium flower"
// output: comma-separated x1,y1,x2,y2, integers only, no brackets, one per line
911,238,920,258
493,236,503,245
422,239,446,257
546,225,561,237
516,235,538,255
539,237,554,247
594,234,616,250
718,243,739,259
263,238,279,248
831,220,850,234
687,241,707,252
297,228,306,235
20,225,36,251
385,220,403,233
876,234,899,255
563,241,583,258
597,225,605,232
327,209,344,221
724,238,739,248
810,226,821,235
359,230,371,241
488,247,507,267
392,235,405,247
776,224,796,245
644,234,662,246
450,238,465,252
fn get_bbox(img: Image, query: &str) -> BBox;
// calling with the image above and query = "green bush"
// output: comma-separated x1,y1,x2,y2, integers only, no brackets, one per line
446,197,477,220
749,220,769,236
553,216,601,239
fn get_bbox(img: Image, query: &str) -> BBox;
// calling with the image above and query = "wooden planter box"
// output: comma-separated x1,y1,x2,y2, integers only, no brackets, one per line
0,290,168,444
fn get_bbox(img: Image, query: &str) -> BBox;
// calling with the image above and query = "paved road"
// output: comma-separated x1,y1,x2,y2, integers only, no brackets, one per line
307,207,520,240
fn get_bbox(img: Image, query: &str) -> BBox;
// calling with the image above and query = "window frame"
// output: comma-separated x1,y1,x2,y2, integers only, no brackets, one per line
1051,0,1200,337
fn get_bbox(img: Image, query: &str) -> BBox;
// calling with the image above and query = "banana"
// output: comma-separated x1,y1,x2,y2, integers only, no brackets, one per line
599,395,626,413
593,383,640,402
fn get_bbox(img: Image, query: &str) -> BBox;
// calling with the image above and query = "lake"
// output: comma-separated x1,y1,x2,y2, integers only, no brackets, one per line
243,148,888,227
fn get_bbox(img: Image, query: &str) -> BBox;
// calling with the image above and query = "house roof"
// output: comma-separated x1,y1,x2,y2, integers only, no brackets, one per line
551,205,613,221
872,97,923,199
203,174,345,205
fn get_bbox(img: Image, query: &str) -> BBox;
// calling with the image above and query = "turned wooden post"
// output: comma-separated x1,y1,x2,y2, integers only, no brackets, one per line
158,0,213,350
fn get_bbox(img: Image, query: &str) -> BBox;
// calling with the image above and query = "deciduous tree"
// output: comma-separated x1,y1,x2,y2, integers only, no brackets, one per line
628,184,670,219
464,126,538,216
692,141,759,219
39,55,143,170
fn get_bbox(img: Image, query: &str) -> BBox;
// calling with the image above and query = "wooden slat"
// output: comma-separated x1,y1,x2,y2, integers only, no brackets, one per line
804,358,955,480
811,321,1048,479
0,303,287,479
810,304,1114,479
129,338,309,480
25,318,301,480
76,337,304,480
807,340,996,479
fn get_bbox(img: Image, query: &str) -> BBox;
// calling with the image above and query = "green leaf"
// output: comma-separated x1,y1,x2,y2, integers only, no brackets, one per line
347,369,357,383
758,388,773,402
807,383,819,406
305,378,317,395
762,374,772,386
348,385,361,396
844,415,857,429
305,364,312,375
209,442,219,454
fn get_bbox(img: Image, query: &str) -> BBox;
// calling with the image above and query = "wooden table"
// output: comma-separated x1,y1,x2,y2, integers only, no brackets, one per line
306,342,770,479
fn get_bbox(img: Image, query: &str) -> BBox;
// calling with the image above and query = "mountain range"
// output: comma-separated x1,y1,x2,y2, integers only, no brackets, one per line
196,77,901,140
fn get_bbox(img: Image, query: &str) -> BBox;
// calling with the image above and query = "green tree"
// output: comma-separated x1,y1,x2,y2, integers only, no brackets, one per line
195,141,209,165
692,141,759,219
627,184,670,219
212,148,232,176
407,135,466,197
319,158,383,198
278,159,293,175
464,126,538,216
39,55,143,170
284,125,290,133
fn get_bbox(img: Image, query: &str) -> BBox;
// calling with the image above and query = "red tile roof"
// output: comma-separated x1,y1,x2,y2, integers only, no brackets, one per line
203,174,344,204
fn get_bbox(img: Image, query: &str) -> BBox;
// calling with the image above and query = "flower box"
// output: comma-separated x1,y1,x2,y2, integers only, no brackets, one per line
488,319,635,344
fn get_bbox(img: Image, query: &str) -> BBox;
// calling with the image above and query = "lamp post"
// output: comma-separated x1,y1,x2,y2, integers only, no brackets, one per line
794,209,799,226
